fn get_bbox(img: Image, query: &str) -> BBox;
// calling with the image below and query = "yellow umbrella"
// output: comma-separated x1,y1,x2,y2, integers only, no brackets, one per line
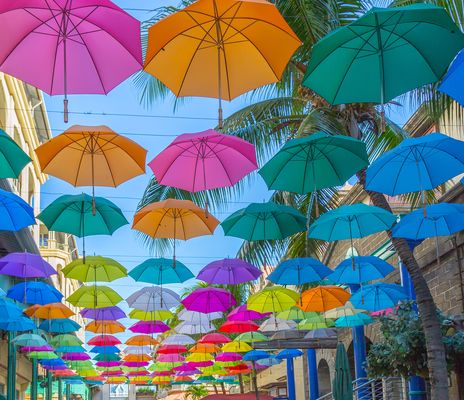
247,286,299,313
186,353,214,363
144,0,301,128
221,341,252,353
128,309,174,321
26,303,75,319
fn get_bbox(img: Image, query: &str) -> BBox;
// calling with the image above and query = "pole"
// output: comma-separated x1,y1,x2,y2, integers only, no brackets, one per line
58,378,63,400
31,359,38,400
307,349,319,400
286,358,296,400
46,370,52,400
65,384,70,400
251,361,260,400
7,331,16,400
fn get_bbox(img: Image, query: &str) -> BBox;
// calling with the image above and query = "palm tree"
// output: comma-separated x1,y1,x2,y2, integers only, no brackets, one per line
134,1,464,398
183,385,209,400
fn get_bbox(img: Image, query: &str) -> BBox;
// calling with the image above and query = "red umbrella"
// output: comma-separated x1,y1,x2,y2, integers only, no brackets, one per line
88,335,121,346
198,333,231,344
157,345,187,354
219,320,259,333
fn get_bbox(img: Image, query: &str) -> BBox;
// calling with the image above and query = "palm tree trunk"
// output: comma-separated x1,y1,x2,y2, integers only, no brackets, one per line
357,169,448,400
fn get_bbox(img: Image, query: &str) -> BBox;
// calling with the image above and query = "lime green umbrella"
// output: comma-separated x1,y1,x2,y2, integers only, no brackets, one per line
62,256,127,282
259,133,368,195
66,285,123,308
247,286,299,313
332,342,353,400
298,313,334,330
303,4,464,108
67,360,93,370
235,332,268,343
28,351,58,360
50,334,83,347
277,307,313,321
0,130,31,178
128,309,174,321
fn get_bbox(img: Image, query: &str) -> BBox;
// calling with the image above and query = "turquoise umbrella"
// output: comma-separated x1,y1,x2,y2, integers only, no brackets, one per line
12,334,47,347
335,313,373,328
39,318,81,333
129,258,194,284
0,130,31,178
332,343,352,400
0,316,35,331
0,188,35,231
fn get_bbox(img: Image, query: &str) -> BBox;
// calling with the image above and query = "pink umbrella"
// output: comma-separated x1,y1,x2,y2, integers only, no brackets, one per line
157,354,185,363
174,364,201,373
62,353,90,361
123,361,149,368
216,352,242,362
0,0,142,122
182,288,236,313
96,361,120,368
198,333,231,344
227,305,270,321
149,130,257,193
129,320,170,334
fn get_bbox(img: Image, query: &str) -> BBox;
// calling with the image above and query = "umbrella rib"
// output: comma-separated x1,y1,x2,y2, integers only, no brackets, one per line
203,139,235,186
95,134,118,186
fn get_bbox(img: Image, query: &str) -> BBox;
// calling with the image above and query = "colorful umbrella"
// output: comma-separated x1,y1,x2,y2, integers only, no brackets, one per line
189,343,220,354
39,319,80,333
50,335,83,348
158,345,188,355
178,309,223,323
350,283,407,312
248,287,299,313
28,351,58,360
299,286,350,312
222,342,252,353
86,320,125,334
0,317,35,331
259,316,297,332
215,353,242,362
197,258,261,284
0,1,142,121
128,309,174,321
219,321,259,334
157,354,185,363
0,252,56,278
150,130,257,192
234,332,268,344
67,285,123,308
28,303,74,319
328,256,395,284
62,256,127,282
55,346,86,353
335,313,373,328
13,334,47,347
298,314,334,330
125,335,159,347
182,288,236,313
276,349,303,360
129,258,194,285
325,302,367,319
128,320,170,334
80,306,126,320
227,305,269,321
439,48,464,106
199,333,231,345
0,129,31,178
162,334,195,346
305,328,337,339
0,298,24,321
8,282,62,305
0,189,35,231
143,0,300,128
89,346,120,354
126,286,180,311
93,354,120,362
174,321,214,335
277,307,313,322
268,257,332,285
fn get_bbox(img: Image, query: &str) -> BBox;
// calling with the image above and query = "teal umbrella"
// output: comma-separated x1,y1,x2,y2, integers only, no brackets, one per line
12,334,47,347
259,133,368,198
0,130,31,178
335,313,373,328
303,4,464,110
128,258,194,284
332,343,352,400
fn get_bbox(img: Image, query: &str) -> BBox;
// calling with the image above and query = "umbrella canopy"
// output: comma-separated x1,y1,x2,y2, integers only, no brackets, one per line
221,202,306,241
328,256,395,284
158,344,188,354
128,309,174,321
366,133,464,196
162,334,195,346
256,357,281,367
243,350,270,362
80,306,126,320
305,328,337,340
126,286,180,311
299,286,350,312
36,126,146,189
55,346,86,353
0,129,31,178
221,342,252,353
28,351,58,360
335,313,373,328
0,252,56,278
199,333,231,345
150,130,257,192
182,288,236,313
93,354,121,362
248,287,299,313
0,317,35,331
235,332,268,344
276,349,303,360
277,307,313,322
215,353,242,362
62,257,127,283
350,283,407,312
50,335,83,348
0,189,35,231
178,309,223,323
0,298,24,321
39,319,80,333
125,335,159,347
157,354,184,363
174,321,214,335
89,346,120,354
86,320,125,334
332,343,353,400
197,258,261,285
227,305,269,321
129,258,194,284
268,258,331,285
259,316,297,332
439,49,464,106
219,321,259,334
13,334,47,347
124,346,153,355
302,4,464,106
325,302,367,319
298,314,334,330
308,204,396,241
128,321,170,334
260,133,368,194
67,285,123,308
392,203,464,239
8,282,63,305
28,303,74,319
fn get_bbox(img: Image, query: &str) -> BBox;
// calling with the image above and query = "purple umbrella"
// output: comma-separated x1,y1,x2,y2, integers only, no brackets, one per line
197,258,262,284
0,252,56,278
61,353,90,361
176,369,201,376
80,306,126,320
42,364,68,370
21,345,54,352
182,288,236,313
216,352,242,362
227,305,270,321
128,320,170,334
174,364,201,373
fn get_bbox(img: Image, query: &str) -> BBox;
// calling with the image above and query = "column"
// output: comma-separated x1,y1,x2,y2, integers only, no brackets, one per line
7,331,16,400
65,384,70,400
58,378,62,400
307,349,318,400
46,370,52,400
31,359,38,400
286,357,296,400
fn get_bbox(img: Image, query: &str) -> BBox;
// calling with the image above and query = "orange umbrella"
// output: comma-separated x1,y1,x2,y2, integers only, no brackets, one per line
24,304,41,317
26,303,74,319
124,354,151,363
189,343,221,354
125,335,159,346
298,286,350,312
36,125,147,208
132,199,219,261
86,320,126,334
144,0,301,128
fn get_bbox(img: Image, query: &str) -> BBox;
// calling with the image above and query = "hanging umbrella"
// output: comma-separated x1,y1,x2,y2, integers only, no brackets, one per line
219,321,259,334
299,286,350,312
128,309,174,321
0,129,30,178
0,252,56,278
124,346,153,355
189,343,220,354
124,354,151,363
276,349,303,360
132,199,219,262
143,0,300,128
439,49,464,106
39,319,80,333
28,352,58,360
0,317,35,331
335,313,373,328
304,328,337,340
325,302,367,319
125,335,159,347
243,350,270,362
123,362,149,368
182,288,236,313
298,314,334,330
89,346,120,354
13,334,47,347
197,258,261,285
222,342,253,353
67,285,123,308
36,126,146,201
8,282,63,305
128,320,170,334
0,298,24,320
199,333,231,345
350,283,407,312
157,345,188,355
85,320,125,334
215,353,242,362
93,354,120,362
328,256,395,284
62,256,127,282
178,309,223,323
157,354,185,363
80,306,126,320
235,332,268,344
256,357,281,367
227,305,269,321
277,307,313,322
0,189,35,231
22,345,54,352
248,287,299,313
302,4,464,112
28,303,74,319
129,258,194,285
50,335,83,348
0,1,142,121
332,343,353,400
126,286,180,311
185,353,214,363
366,133,464,197
162,335,195,346
174,321,214,335
268,258,332,285
55,346,86,354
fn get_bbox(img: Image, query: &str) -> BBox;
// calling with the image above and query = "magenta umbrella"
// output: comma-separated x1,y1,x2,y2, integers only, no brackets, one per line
149,129,257,193
96,361,120,368
227,305,270,321
186,361,213,368
21,345,54,352
0,253,56,278
128,320,170,334
62,353,90,361
123,361,149,368
157,354,185,363
174,364,201,373
182,288,236,313
0,0,142,122
216,353,242,362
197,258,262,285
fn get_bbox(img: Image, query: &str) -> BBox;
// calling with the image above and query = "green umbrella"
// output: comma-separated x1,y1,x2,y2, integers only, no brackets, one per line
259,133,368,196
298,314,335,330
50,334,83,348
66,285,123,308
62,256,127,283
235,332,268,343
277,307,313,321
303,4,464,108
332,342,353,400
28,351,58,360
0,130,31,178
67,360,93,370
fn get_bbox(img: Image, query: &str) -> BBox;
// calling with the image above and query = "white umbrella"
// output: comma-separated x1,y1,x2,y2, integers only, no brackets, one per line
304,328,337,339
123,345,153,354
178,309,222,324
174,321,214,335
324,302,366,319
126,286,180,311
162,334,196,346
259,316,297,332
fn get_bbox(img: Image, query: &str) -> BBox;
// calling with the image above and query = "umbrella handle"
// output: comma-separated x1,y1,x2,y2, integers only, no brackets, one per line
63,99,69,124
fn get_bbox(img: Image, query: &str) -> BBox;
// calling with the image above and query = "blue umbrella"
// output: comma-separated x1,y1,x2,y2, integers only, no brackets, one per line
0,188,35,231
392,203,464,239
0,288,6,297
0,316,35,331
276,349,303,360
304,328,337,339
39,318,80,333
0,298,23,321
268,258,332,285
328,256,395,284
366,133,464,196
243,350,270,361
439,49,464,106
7,282,63,305
335,313,373,328
350,283,407,312
256,356,281,367
89,346,120,354
39,359,66,367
